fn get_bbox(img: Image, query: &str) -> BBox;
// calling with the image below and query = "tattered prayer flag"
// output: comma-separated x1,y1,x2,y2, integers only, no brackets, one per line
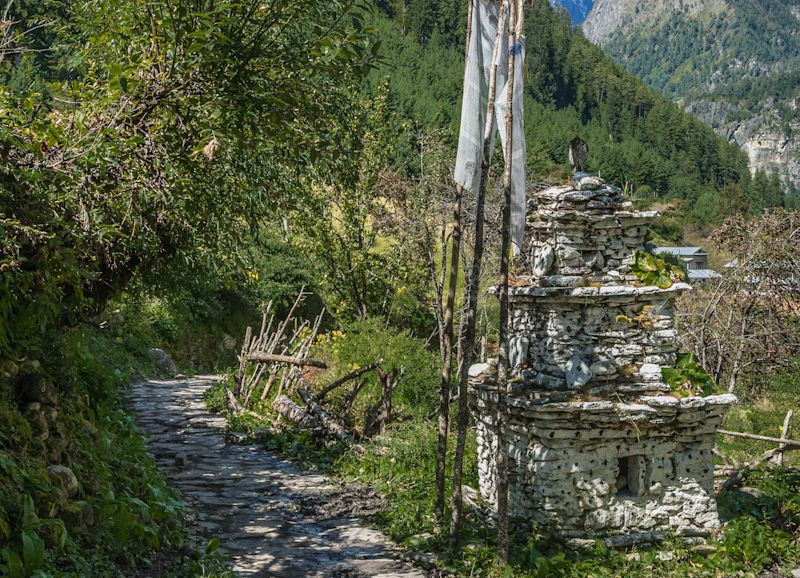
454,0,526,252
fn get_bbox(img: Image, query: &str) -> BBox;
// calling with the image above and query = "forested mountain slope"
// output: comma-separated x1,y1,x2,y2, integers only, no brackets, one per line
583,0,800,189
371,0,792,233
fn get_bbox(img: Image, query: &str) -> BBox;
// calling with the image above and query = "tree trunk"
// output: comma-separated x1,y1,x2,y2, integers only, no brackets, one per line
273,395,316,428
435,0,473,528
727,300,754,392
435,185,464,525
496,0,519,562
450,0,506,548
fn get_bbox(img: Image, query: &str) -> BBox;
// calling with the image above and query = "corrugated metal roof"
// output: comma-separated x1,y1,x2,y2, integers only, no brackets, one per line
653,246,707,256
687,269,721,280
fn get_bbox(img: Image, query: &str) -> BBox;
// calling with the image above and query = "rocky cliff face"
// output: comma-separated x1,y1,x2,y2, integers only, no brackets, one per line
583,0,724,45
582,0,800,189
685,101,800,188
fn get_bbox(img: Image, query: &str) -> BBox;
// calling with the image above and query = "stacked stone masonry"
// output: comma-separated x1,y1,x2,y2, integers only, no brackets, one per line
470,175,735,540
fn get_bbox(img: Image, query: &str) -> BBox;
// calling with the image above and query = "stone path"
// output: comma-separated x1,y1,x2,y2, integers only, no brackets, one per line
128,377,427,578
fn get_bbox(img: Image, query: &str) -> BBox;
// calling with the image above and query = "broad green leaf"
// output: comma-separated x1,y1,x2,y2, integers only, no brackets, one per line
2,548,25,578
21,530,44,572
205,537,220,554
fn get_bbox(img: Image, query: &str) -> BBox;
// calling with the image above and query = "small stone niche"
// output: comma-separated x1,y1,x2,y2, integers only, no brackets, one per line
469,177,735,540
616,455,646,498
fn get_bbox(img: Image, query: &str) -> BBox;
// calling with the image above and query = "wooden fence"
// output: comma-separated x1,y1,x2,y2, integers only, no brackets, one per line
716,409,796,490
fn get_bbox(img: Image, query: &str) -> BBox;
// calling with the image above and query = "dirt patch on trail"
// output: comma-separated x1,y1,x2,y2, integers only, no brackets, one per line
297,481,388,520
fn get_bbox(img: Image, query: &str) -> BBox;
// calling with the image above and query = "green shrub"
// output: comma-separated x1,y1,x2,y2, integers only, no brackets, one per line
713,467,800,573
716,516,796,572
0,324,194,576
312,317,441,420
649,217,685,243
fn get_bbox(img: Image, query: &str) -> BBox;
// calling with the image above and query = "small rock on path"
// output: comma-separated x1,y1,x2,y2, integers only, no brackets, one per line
128,377,427,578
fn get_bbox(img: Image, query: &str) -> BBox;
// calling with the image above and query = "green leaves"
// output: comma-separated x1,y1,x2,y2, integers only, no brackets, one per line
0,0,380,356
20,531,44,574
20,494,38,530
716,516,796,572
205,537,220,555
106,63,135,93
630,249,686,288
661,353,720,397
0,530,45,578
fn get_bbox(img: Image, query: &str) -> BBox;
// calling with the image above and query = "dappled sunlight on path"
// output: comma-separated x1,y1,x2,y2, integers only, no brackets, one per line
128,377,426,577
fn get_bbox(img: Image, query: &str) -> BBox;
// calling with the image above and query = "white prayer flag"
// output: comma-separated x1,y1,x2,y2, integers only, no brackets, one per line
454,0,526,252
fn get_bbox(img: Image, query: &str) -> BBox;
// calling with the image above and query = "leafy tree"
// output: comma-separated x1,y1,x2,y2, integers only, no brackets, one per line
0,3,378,571
292,80,432,331
1,0,376,353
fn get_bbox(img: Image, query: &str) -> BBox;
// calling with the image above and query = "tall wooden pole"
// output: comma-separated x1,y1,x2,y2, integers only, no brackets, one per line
450,0,507,549
496,0,521,562
435,0,473,527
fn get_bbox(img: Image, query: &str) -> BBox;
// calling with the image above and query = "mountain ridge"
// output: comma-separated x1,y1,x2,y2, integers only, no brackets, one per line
582,0,800,189
367,0,796,234
583,0,725,47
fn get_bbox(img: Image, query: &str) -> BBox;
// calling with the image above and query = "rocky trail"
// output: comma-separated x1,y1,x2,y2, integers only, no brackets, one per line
128,377,427,578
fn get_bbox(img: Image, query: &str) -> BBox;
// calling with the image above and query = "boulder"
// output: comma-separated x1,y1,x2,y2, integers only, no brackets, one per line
531,245,555,277
586,251,605,270
468,363,491,378
148,348,178,375
575,175,604,191
46,465,79,498
61,500,94,528
21,379,58,405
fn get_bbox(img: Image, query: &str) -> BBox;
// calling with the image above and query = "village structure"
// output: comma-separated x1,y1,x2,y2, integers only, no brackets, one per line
469,174,736,540
653,246,720,283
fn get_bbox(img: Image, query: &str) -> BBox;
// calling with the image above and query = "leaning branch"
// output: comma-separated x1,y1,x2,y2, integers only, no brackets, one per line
720,445,797,491
245,352,327,368
225,384,244,413
313,358,384,402
717,429,800,448
296,386,352,443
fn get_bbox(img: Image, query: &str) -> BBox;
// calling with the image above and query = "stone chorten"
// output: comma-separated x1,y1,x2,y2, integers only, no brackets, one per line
470,175,735,540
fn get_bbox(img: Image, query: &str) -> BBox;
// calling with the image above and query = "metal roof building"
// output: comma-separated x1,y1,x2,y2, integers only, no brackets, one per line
652,247,719,282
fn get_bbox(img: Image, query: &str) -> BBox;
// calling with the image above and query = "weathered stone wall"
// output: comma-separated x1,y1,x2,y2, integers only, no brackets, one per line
508,286,687,396
524,181,656,285
472,391,735,537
